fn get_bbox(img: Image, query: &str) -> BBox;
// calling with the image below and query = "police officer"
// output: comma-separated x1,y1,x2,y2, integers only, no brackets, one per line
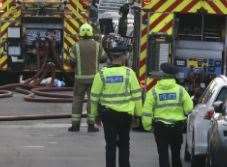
68,23,102,132
142,63,193,167
89,34,142,167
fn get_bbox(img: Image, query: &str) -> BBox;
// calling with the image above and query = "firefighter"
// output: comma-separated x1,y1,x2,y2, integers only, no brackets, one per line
142,63,193,167
89,34,142,167
68,23,102,132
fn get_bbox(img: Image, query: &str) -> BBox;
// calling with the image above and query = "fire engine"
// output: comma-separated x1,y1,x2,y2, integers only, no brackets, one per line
134,0,227,92
0,0,89,84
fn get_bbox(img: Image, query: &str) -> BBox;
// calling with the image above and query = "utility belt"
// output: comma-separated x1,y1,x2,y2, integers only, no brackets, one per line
98,105,131,118
153,120,186,129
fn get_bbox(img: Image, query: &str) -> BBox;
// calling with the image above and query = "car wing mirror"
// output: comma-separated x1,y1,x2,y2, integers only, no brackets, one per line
213,101,224,113
204,107,215,120
204,101,224,120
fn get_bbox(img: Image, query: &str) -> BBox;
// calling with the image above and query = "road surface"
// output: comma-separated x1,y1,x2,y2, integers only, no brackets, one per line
0,119,190,167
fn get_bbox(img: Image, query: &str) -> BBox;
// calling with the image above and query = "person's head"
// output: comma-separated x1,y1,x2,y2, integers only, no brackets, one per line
79,23,93,39
102,34,131,65
160,63,179,79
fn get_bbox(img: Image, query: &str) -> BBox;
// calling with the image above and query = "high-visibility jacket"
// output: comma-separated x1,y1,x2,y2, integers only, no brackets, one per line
89,65,142,122
69,39,103,81
142,79,193,131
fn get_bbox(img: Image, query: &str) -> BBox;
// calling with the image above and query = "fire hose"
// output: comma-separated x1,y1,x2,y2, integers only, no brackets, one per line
0,37,75,103
0,90,13,98
0,39,89,121
0,65,79,103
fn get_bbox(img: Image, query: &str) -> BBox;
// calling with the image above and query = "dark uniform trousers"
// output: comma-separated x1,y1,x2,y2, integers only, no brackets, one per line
71,79,92,126
154,121,184,167
101,108,132,167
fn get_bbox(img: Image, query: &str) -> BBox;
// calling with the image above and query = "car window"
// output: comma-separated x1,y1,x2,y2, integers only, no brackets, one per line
199,80,216,103
216,87,227,102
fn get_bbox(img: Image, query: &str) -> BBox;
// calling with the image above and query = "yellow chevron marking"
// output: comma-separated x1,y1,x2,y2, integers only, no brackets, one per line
149,0,175,23
63,52,67,58
213,0,227,14
0,55,7,62
141,34,147,46
167,27,172,35
64,42,69,50
139,65,146,76
62,0,87,62
0,10,21,36
146,77,154,86
0,55,7,65
0,7,18,22
189,1,202,13
144,0,162,10
64,21,76,34
174,0,192,12
2,0,13,10
152,13,173,33
63,43,70,55
73,0,86,13
150,1,189,33
64,18,78,33
152,0,173,13
140,49,147,61
64,34,75,46
0,11,21,53
67,4,86,24
65,17,80,33
203,1,216,14
64,36,75,47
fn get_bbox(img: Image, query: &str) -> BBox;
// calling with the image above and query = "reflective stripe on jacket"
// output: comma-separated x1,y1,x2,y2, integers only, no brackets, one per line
89,66,142,122
70,39,102,80
142,79,193,131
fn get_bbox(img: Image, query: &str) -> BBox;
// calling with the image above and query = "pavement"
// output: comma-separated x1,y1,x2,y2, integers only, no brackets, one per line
0,92,190,167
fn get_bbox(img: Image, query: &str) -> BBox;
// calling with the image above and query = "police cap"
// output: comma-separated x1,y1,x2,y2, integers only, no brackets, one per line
160,63,179,75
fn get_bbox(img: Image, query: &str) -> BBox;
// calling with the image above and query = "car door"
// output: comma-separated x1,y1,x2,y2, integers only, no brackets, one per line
186,80,218,154
208,86,227,151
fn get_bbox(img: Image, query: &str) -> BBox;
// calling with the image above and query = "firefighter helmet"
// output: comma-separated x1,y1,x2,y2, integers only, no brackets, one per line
102,33,131,55
79,23,93,37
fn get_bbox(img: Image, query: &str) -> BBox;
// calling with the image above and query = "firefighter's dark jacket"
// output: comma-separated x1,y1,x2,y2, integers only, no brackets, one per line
70,39,103,81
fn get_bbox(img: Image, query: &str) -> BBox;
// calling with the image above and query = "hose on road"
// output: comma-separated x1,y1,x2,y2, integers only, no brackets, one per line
0,62,76,103
0,90,13,98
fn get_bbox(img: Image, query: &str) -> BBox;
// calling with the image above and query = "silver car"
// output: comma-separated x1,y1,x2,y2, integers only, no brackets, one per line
185,75,227,167
206,100,227,167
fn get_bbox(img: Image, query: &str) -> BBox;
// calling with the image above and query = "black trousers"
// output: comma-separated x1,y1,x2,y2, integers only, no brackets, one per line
101,109,132,167
153,121,183,167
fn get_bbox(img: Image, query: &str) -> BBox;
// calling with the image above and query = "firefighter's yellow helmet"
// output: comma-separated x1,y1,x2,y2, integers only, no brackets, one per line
79,23,93,37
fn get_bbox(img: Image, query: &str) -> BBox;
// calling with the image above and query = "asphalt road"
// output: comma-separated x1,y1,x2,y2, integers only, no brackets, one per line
0,119,190,167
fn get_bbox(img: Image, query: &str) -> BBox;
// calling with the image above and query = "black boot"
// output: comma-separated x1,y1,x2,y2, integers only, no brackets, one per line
88,124,99,132
68,125,80,132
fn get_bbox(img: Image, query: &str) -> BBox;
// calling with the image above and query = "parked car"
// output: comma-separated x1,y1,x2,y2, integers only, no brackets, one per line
206,100,227,167
185,75,227,167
